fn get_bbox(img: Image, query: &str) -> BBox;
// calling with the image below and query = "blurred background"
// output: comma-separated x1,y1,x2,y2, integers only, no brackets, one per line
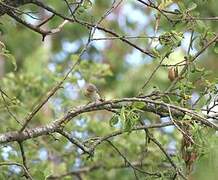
0,0,218,179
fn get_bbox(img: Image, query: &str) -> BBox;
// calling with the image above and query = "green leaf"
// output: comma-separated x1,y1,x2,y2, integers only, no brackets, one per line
183,114,192,120
124,117,132,132
122,109,140,133
34,171,45,180
195,66,205,72
196,20,207,33
151,48,161,58
83,0,92,9
214,42,218,54
1,50,17,71
185,81,195,89
0,43,17,71
120,106,126,122
109,115,119,127
187,2,197,11
190,63,196,73
132,102,145,109
77,6,86,14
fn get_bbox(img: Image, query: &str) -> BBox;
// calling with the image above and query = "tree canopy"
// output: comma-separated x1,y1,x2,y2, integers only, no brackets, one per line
0,0,218,179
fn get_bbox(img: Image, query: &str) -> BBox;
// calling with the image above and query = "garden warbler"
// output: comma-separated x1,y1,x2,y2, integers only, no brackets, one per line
84,83,103,102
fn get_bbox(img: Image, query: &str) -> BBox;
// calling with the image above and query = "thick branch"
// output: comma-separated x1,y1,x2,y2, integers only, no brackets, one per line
0,97,216,144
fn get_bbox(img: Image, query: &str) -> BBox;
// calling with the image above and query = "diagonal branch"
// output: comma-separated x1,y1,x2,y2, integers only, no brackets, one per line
107,140,160,178
57,129,91,155
145,129,187,180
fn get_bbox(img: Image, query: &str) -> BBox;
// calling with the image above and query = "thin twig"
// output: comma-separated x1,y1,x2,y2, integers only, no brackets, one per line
145,130,187,180
0,162,33,180
167,105,195,145
57,129,91,155
0,90,22,125
107,140,160,178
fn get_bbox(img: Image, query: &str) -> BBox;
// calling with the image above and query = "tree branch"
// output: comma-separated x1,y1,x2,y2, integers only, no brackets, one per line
0,97,217,144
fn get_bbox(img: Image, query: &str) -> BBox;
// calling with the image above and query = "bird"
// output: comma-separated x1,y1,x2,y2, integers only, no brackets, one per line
83,83,103,102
